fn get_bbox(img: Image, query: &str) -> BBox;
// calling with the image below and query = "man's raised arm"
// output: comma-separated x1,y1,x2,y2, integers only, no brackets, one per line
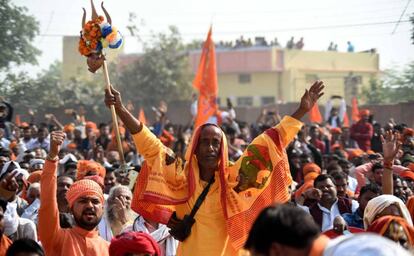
277,80,325,146
105,85,142,134
104,85,166,166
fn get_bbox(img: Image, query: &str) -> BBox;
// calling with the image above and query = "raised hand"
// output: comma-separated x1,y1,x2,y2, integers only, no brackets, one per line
48,131,66,159
299,80,325,113
381,131,401,164
292,81,325,120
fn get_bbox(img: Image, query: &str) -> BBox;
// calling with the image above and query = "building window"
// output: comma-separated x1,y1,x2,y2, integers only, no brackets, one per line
238,74,251,84
237,97,253,106
306,74,319,83
261,97,275,105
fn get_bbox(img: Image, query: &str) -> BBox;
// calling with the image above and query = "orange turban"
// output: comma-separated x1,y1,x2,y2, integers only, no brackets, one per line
403,128,414,138
8,141,17,150
367,216,414,245
303,163,321,177
66,179,104,208
400,170,414,182
63,123,75,133
85,121,97,130
67,143,77,150
359,109,370,117
20,122,29,128
408,163,414,172
83,175,104,190
347,149,365,160
76,160,106,180
331,128,342,134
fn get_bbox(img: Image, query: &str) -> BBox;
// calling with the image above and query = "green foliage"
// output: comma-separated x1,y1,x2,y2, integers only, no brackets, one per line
362,78,389,104
411,13,414,44
362,62,414,104
0,61,111,117
118,26,192,108
0,0,40,70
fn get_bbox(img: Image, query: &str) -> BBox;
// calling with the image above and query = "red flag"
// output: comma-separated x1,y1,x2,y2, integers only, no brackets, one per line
138,108,147,126
309,104,323,123
193,26,218,128
351,97,360,122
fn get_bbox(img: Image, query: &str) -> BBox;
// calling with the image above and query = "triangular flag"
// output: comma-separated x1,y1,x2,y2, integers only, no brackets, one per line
343,112,350,127
138,108,147,126
193,26,218,128
351,97,360,123
309,104,323,123
15,114,21,126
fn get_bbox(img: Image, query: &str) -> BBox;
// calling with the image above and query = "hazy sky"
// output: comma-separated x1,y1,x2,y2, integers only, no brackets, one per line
14,0,414,75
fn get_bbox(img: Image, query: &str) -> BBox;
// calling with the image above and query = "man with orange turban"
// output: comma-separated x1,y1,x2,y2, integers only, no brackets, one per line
39,131,109,256
350,109,373,151
105,81,325,255
76,159,106,181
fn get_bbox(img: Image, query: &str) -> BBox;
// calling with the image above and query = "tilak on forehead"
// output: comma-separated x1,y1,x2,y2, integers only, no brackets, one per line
78,0,123,73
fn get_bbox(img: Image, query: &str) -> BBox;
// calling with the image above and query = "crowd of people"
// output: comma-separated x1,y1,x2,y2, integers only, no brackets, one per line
0,79,413,255
215,35,358,53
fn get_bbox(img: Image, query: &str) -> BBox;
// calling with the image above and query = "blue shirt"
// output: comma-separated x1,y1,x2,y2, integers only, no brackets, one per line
342,208,364,229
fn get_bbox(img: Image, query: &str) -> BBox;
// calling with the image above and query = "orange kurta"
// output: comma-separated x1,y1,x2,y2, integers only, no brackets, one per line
0,235,12,256
132,116,302,255
39,160,109,256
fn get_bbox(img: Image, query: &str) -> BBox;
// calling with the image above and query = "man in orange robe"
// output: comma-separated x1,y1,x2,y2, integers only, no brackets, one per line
105,81,325,255
38,131,109,256
0,199,12,256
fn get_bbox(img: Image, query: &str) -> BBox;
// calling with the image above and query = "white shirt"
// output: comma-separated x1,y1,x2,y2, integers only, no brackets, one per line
301,199,359,232
348,176,358,193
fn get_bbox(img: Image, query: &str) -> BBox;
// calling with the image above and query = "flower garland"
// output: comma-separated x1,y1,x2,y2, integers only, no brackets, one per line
79,16,123,56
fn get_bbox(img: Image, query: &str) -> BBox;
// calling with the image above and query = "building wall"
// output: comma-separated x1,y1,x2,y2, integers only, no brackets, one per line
217,72,280,107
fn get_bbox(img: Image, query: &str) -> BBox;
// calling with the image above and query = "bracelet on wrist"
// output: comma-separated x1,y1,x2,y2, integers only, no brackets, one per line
383,161,393,169
46,154,59,162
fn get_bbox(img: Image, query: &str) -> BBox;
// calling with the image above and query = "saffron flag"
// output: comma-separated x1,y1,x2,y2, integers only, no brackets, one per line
343,112,350,127
138,108,147,126
15,114,21,127
193,26,218,128
351,97,360,122
309,104,323,123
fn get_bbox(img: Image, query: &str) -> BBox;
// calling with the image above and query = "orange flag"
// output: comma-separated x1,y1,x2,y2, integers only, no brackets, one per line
343,112,350,127
193,26,218,128
138,108,147,126
15,114,21,126
351,97,360,122
309,104,323,123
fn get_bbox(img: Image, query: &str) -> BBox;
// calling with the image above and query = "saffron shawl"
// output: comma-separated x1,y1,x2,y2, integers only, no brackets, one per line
131,116,302,250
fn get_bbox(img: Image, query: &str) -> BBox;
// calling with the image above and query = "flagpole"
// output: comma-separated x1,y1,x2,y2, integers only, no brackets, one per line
102,60,125,164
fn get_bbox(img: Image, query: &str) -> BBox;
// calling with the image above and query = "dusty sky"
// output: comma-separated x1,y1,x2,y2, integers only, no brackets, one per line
14,0,414,75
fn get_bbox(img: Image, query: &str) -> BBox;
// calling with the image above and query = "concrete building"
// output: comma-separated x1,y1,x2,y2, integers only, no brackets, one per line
189,47,379,107
62,35,379,107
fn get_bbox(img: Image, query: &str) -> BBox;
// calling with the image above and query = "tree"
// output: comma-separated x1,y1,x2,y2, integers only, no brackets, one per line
411,13,414,44
383,62,414,103
362,78,389,104
362,62,414,104
0,0,40,71
118,26,192,108
0,61,113,119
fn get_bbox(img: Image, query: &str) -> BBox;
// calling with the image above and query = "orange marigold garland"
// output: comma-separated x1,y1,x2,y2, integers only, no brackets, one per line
79,2,123,73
